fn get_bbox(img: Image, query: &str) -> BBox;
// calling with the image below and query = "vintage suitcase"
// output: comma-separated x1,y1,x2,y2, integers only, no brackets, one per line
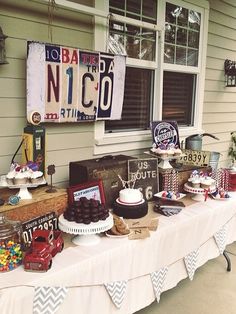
159,164,212,193
69,155,136,208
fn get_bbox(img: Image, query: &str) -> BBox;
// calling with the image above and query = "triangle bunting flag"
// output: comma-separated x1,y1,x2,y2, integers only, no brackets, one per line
214,224,228,254
150,267,169,303
184,249,199,281
33,286,68,314
104,280,128,309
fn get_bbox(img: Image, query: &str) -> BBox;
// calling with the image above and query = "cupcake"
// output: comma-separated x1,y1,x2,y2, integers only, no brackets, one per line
167,148,174,157
30,171,44,184
200,177,214,189
6,170,15,185
14,171,29,185
191,178,201,188
174,148,182,156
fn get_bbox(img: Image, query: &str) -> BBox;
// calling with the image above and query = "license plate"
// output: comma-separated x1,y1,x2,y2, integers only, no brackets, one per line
22,212,58,244
179,149,210,167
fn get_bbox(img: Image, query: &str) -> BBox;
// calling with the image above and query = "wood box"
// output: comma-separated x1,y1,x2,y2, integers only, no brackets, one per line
159,164,212,193
69,155,136,208
0,187,68,222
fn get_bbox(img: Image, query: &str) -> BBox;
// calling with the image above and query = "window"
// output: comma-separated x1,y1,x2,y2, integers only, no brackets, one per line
164,3,201,66
106,67,154,132
105,0,157,133
95,0,208,154
162,71,196,125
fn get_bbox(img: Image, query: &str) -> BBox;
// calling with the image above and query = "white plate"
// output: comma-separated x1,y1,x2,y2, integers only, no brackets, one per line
105,230,131,238
212,195,231,201
116,198,145,206
154,191,186,200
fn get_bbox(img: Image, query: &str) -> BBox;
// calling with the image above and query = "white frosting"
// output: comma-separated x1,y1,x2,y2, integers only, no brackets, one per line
6,170,16,179
15,172,29,179
200,177,215,187
119,188,143,204
30,171,43,179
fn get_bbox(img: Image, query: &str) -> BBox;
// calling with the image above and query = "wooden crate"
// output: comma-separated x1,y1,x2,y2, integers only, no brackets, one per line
0,186,68,222
159,165,212,192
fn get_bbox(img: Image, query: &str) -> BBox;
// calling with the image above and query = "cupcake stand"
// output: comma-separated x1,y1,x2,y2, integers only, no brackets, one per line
184,183,216,201
58,213,113,246
0,175,46,200
144,152,185,169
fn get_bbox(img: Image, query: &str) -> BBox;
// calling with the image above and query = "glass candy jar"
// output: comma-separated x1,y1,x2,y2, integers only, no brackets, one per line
0,214,23,271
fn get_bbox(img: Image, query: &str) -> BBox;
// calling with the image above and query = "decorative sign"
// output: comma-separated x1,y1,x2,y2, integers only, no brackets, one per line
179,149,210,166
151,121,180,148
67,180,106,205
27,41,126,123
22,212,58,244
128,158,159,201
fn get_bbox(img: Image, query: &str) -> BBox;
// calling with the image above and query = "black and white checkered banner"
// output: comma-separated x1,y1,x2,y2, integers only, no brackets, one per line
104,280,128,309
184,249,199,281
214,224,228,254
150,267,168,303
33,286,68,314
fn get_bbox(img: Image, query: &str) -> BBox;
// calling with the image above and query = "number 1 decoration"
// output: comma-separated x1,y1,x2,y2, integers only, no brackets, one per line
27,41,126,123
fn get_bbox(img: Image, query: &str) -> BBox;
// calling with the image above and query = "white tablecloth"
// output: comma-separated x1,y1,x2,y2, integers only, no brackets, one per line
1,193,236,314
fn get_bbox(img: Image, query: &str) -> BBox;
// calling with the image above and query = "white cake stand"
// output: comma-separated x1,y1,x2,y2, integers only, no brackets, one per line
184,183,216,201
58,213,114,246
144,151,185,169
0,175,46,199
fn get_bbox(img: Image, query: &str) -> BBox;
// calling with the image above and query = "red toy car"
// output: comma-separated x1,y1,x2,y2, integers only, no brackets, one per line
23,229,64,272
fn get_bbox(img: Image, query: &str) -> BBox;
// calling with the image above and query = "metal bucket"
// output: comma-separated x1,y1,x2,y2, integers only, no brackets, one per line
209,152,221,170
185,136,202,150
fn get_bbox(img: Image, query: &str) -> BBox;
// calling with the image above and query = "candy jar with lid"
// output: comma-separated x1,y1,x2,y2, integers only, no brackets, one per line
0,214,23,272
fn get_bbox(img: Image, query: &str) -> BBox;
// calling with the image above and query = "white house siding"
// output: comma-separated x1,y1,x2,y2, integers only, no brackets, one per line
0,0,234,188
203,0,236,167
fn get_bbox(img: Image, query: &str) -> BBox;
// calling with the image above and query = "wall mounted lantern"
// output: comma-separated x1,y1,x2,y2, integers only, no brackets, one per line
0,27,8,65
224,59,236,87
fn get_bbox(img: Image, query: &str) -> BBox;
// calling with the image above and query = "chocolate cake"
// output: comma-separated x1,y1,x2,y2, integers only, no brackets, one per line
63,197,109,224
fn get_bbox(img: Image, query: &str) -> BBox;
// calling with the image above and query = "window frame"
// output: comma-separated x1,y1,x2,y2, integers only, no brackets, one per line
94,0,209,155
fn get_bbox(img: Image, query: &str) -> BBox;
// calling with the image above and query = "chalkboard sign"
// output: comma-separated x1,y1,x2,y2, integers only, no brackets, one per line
128,158,159,201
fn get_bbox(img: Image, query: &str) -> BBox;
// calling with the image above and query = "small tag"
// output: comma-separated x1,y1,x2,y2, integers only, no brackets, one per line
149,219,159,231
128,218,158,231
128,227,150,240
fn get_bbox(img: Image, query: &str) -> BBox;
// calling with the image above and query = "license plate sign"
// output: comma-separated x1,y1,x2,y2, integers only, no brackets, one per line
179,149,210,167
22,212,58,244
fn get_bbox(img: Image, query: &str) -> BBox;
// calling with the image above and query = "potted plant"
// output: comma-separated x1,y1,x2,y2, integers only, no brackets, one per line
228,131,236,170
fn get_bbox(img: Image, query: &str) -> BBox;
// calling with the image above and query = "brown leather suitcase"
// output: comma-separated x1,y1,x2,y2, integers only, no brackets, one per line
69,155,136,208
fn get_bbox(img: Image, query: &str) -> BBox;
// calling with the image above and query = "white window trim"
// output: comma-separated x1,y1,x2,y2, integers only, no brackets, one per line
94,0,209,155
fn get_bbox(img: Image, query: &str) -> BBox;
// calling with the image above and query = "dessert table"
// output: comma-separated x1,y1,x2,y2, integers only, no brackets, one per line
1,193,236,314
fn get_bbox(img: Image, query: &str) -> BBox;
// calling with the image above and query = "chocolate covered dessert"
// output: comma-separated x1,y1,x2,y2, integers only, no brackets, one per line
63,197,109,225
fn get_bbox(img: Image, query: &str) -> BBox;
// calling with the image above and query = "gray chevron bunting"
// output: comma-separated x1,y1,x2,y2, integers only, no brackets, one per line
150,267,168,303
104,280,128,308
184,249,199,281
214,224,228,254
33,286,68,314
